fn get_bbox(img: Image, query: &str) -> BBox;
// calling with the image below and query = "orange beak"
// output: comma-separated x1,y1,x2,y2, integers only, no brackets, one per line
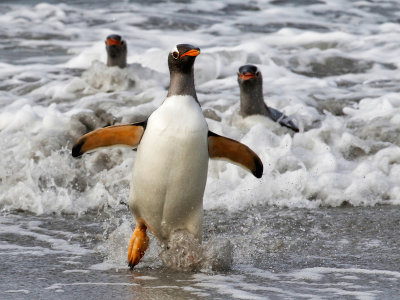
180,49,200,58
240,72,256,80
106,38,121,46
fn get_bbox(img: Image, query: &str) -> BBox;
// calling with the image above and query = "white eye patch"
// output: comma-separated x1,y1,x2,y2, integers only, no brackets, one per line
170,45,179,54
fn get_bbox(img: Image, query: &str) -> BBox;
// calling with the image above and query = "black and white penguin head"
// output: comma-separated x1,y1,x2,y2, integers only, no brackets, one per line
237,64,262,86
105,34,127,68
238,64,265,116
168,44,200,74
105,34,126,58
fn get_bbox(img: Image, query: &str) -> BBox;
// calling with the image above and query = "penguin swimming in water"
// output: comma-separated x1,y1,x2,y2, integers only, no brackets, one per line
238,64,299,132
72,44,263,269
105,34,127,68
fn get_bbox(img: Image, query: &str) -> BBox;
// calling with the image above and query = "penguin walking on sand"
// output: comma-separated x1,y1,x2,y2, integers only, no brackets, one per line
105,34,127,68
72,44,263,269
238,64,299,132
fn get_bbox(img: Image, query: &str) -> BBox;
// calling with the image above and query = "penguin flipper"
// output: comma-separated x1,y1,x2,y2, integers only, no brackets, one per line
72,121,146,157
267,106,299,132
207,131,263,178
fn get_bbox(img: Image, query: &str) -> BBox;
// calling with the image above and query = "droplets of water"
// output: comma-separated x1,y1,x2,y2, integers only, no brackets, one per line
159,231,233,272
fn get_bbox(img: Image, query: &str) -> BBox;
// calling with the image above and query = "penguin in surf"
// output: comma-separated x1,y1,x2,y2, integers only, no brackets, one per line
72,44,263,268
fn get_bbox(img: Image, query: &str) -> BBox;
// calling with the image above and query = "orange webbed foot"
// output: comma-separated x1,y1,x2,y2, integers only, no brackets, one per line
128,222,149,269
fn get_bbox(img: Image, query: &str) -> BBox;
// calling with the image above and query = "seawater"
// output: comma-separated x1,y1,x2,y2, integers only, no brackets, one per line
0,0,400,299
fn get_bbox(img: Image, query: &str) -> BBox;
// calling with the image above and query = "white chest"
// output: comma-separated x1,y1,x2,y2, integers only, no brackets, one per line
147,95,207,137
137,95,208,159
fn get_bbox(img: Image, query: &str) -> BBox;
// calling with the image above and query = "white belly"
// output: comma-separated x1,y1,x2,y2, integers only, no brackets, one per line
129,95,209,243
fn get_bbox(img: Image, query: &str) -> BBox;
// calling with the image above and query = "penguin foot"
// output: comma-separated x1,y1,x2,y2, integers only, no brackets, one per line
128,222,149,269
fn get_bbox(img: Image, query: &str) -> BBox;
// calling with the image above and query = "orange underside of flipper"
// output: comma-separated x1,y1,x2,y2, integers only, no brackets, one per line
128,222,149,269
208,131,263,178
72,124,145,157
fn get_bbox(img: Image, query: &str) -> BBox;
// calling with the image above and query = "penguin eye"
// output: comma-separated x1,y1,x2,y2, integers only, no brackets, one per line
256,71,260,77
172,51,179,59
121,40,125,46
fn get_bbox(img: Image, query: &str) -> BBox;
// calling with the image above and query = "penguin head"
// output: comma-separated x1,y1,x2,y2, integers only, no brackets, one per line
237,64,262,86
168,44,200,74
105,34,127,67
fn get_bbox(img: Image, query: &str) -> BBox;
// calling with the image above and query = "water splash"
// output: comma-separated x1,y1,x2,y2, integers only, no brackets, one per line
159,231,233,272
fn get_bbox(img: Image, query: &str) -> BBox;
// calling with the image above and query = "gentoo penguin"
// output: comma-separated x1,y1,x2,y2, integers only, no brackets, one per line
238,64,299,132
72,44,263,269
105,34,127,68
